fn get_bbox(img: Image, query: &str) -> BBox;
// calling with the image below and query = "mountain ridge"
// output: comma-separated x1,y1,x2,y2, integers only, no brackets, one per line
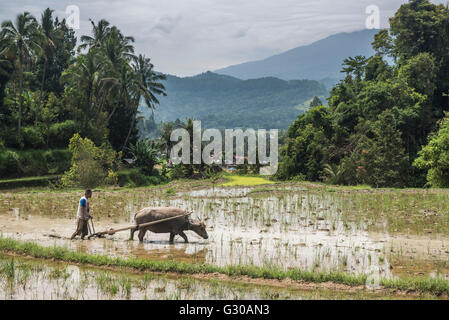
139,71,328,129
141,30,380,130
214,29,378,82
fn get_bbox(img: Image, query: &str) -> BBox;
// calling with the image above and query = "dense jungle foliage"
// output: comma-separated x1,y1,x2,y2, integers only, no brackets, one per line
277,0,449,188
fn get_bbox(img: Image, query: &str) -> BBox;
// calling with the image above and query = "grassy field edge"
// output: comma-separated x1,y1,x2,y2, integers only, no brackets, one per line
0,237,448,296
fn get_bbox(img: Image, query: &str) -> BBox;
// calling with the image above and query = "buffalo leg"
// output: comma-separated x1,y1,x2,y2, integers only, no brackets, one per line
179,231,189,243
130,227,137,240
138,229,146,242
169,233,175,243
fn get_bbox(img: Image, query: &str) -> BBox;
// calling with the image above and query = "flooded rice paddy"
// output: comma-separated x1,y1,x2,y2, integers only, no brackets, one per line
0,255,311,300
1,182,449,291
1,255,431,300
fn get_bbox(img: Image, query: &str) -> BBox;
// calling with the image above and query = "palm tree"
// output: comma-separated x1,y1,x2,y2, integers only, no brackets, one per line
61,51,105,133
0,47,13,78
78,19,111,51
36,8,63,124
95,26,136,126
101,26,135,69
0,43,14,121
160,122,174,160
127,139,159,174
323,163,342,185
1,12,41,140
102,63,137,124
121,55,166,149
133,54,166,111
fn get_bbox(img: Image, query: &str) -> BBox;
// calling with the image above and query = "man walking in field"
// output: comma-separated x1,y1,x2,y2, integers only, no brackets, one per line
71,189,93,240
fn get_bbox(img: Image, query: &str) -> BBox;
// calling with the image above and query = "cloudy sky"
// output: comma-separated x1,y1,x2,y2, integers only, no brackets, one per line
0,0,445,76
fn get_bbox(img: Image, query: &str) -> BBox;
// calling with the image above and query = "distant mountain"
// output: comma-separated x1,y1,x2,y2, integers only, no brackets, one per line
215,29,378,86
141,71,327,129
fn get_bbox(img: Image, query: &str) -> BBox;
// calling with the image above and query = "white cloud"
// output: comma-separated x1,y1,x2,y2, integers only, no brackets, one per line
0,0,446,76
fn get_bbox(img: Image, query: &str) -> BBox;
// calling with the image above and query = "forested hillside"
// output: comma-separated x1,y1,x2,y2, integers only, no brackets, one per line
142,71,327,129
277,0,449,188
0,10,166,180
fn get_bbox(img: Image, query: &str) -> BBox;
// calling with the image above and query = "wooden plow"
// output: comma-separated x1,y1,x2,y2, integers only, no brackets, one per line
87,212,192,240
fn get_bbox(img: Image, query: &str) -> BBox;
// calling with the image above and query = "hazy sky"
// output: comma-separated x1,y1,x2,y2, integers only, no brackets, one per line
0,0,446,76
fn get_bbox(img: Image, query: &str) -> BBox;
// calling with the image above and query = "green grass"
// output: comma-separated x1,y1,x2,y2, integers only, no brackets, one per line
1,237,449,296
324,184,373,192
0,237,365,285
221,175,276,187
165,188,176,196
0,175,61,190
247,187,278,195
0,175,61,183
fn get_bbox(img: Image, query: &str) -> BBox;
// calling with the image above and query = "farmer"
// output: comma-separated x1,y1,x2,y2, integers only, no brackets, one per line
71,189,93,240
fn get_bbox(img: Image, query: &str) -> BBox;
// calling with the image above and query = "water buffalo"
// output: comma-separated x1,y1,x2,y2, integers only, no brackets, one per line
130,207,208,243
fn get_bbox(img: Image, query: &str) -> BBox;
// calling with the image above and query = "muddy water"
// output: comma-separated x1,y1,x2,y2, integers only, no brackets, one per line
2,187,449,279
0,256,314,300
0,256,441,300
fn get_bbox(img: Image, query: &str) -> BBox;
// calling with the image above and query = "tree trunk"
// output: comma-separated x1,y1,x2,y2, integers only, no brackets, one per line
36,58,48,125
166,142,172,161
46,124,50,148
96,89,108,122
84,84,92,134
106,102,119,123
122,105,137,150
18,57,23,143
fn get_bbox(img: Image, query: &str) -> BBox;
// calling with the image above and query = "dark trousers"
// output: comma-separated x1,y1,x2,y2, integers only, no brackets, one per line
71,218,89,239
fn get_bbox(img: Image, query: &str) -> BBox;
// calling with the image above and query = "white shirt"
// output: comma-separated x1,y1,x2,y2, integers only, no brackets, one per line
77,196,89,219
